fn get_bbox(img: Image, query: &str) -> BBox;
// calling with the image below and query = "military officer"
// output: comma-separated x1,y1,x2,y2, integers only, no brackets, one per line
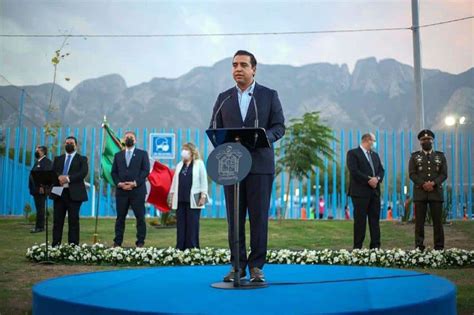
408,129,447,250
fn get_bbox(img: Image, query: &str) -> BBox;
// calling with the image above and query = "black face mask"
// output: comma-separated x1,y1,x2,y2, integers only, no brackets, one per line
125,137,135,148
65,144,75,154
421,142,432,151
34,152,41,159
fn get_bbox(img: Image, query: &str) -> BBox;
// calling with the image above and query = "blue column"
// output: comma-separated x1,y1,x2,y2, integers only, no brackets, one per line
340,130,346,213
177,129,182,164
186,128,191,143
459,132,464,219
280,140,285,219
442,133,448,217
383,131,389,219
11,127,20,214
331,134,337,219
450,132,456,218
306,171,311,220
348,130,353,217
82,128,88,156
315,167,320,219
392,130,397,219
56,128,62,156
98,127,105,216
19,128,28,214
29,128,37,208
467,134,473,219
298,179,303,219
169,128,174,169
2,128,11,215
323,157,328,219
90,128,96,217
400,130,406,219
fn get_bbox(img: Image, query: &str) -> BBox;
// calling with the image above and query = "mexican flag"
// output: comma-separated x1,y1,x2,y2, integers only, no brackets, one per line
100,121,123,186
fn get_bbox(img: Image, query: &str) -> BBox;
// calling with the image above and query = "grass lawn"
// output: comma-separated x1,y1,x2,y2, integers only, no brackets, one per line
0,217,473,314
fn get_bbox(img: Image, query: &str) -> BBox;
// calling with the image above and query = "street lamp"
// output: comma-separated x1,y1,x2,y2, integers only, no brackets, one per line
445,115,467,218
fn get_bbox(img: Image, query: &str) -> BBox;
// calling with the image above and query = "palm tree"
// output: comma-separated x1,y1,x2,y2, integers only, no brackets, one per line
276,111,336,220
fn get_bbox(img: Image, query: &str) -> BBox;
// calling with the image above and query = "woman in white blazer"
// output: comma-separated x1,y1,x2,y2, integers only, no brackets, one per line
169,142,208,250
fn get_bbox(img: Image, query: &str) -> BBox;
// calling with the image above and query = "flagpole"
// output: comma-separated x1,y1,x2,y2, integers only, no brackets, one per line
93,115,107,244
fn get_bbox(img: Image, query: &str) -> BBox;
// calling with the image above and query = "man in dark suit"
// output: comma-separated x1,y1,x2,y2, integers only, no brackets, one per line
29,145,52,233
347,133,385,249
51,136,88,246
111,131,150,247
209,50,285,282
409,129,447,250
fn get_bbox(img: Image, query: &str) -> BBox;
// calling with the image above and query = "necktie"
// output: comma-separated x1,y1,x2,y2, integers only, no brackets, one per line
366,151,375,176
63,155,72,175
126,150,132,167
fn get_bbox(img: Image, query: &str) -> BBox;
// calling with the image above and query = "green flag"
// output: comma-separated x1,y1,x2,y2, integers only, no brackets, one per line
100,122,123,186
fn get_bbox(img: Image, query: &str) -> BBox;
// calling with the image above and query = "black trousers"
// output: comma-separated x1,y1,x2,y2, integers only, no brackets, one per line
352,193,381,249
176,202,201,250
224,174,273,270
52,190,82,246
415,201,444,250
33,194,46,230
114,194,147,246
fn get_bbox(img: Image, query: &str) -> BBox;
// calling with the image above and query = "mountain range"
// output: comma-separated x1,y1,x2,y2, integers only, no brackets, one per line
1,57,473,133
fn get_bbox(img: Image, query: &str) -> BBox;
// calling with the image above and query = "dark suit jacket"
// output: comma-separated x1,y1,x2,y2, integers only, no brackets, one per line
29,157,53,195
347,147,385,198
209,82,285,174
111,148,150,197
51,153,89,202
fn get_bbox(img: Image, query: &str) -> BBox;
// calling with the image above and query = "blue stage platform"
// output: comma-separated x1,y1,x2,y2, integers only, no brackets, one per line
33,264,456,314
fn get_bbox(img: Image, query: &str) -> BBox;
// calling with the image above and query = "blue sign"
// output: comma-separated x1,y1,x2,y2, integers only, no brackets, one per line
149,133,175,159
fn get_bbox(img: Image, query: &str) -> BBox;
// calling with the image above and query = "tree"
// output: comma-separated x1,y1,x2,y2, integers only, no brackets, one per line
44,34,71,152
276,111,336,219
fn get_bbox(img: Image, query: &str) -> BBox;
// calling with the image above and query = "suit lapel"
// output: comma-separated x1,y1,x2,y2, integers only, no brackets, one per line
230,88,244,125
357,147,373,170
68,154,79,174
243,83,259,126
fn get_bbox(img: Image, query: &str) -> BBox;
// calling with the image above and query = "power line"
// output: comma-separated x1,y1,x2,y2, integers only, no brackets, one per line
0,74,50,112
0,96,43,128
0,16,471,38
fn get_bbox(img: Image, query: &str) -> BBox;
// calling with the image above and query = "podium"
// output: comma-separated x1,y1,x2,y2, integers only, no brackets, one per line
31,170,59,264
206,127,270,289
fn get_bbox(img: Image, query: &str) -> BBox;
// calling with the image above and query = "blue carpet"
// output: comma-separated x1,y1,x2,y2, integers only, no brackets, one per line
33,264,456,314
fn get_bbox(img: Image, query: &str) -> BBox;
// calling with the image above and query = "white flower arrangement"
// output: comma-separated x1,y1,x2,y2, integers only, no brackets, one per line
25,244,474,269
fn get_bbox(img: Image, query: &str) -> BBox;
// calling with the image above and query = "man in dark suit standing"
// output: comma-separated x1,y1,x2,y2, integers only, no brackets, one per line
409,129,447,250
111,131,150,247
209,50,285,282
29,145,52,233
347,133,385,249
51,136,88,246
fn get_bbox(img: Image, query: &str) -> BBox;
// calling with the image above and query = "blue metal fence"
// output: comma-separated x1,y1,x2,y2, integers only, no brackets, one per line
0,126,472,220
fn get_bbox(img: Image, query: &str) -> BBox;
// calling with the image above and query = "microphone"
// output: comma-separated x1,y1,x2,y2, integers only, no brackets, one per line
212,94,232,129
248,92,258,128
248,92,259,148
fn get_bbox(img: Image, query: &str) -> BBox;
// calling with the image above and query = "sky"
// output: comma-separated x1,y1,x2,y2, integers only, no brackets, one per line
0,0,473,90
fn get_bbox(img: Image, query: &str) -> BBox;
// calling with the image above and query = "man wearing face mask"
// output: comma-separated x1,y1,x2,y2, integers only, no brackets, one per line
29,145,52,233
347,133,385,249
111,131,150,247
51,136,89,246
409,130,447,250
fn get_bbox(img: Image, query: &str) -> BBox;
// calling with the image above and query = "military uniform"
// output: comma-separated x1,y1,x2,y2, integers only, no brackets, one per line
408,129,447,250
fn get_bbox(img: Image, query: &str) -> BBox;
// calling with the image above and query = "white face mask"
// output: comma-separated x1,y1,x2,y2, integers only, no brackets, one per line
181,150,191,161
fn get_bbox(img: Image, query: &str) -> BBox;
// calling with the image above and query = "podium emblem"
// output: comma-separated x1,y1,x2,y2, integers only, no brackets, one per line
216,145,243,181
206,142,252,185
